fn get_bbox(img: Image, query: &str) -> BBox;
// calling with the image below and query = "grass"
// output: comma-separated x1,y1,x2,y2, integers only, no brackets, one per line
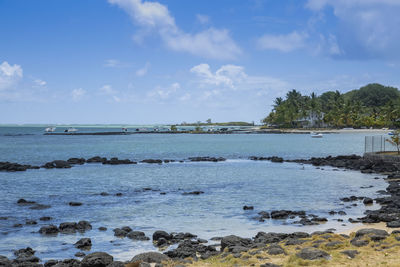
159,231,400,267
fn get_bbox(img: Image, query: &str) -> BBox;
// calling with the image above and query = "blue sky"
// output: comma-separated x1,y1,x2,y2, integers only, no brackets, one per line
1,0,400,124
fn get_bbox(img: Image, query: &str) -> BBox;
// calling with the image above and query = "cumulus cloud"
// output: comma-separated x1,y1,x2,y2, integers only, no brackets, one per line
108,0,241,59
0,61,23,90
71,88,86,101
256,31,308,52
190,63,289,95
306,0,400,59
136,62,150,76
99,84,117,95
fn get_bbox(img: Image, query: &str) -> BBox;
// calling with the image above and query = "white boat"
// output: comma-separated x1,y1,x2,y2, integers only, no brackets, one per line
311,132,323,138
45,127,56,132
64,127,78,133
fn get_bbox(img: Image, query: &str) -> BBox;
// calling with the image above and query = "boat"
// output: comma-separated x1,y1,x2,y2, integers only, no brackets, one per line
311,132,323,138
44,127,56,133
64,127,78,133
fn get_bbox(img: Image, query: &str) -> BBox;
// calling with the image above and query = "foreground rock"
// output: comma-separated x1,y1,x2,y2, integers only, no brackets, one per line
81,252,113,267
130,252,169,264
296,247,331,260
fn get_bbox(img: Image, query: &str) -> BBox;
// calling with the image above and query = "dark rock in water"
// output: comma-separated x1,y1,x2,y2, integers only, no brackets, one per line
100,192,109,196
0,255,11,267
87,156,107,163
338,211,347,215
39,225,59,235
30,204,51,210
75,252,86,258
98,227,107,231
59,222,78,234
121,226,133,233
270,210,305,219
40,217,52,221
363,197,373,205
258,211,270,219
296,247,330,260
182,191,204,195
152,231,171,241
0,162,34,172
13,247,40,264
67,158,86,165
140,159,162,164
156,238,168,247
0,217,7,220
220,235,252,251
75,238,92,250
164,239,217,259
42,160,72,169
267,244,286,255
188,157,226,162
127,231,150,241
26,220,37,225
44,260,59,267
243,205,254,210
17,199,36,205
115,193,123,197
113,228,128,238
103,158,135,165
81,252,113,267
53,259,81,267
14,247,35,258
13,224,23,228
270,156,284,163
77,221,92,232
130,252,169,263
341,250,359,259
69,202,82,206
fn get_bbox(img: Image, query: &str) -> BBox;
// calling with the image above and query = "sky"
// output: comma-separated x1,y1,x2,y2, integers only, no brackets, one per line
1,0,400,124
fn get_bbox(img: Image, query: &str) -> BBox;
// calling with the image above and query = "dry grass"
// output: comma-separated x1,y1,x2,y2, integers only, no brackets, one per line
159,232,400,267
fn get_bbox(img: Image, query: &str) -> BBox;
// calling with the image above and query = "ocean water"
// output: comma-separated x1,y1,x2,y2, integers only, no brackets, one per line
0,127,387,261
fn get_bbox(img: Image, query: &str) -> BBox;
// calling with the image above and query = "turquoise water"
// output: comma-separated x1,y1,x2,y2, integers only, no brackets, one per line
0,127,387,261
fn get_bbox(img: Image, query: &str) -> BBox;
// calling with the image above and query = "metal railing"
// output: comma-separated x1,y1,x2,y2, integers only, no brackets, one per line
365,135,397,153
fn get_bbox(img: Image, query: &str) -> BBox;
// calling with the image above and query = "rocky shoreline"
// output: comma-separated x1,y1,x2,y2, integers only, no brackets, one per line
3,153,400,266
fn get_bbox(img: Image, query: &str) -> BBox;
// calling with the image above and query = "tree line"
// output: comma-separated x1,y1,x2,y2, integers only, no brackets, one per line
262,83,400,128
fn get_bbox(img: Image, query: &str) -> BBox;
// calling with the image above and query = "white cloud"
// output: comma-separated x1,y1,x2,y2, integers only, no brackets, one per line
71,88,86,101
179,93,191,101
99,84,117,95
256,31,308,52
136,62,150,76
190,63,247,88
0,61,23,90
196,14,210,24
104,59,128,68
147,82,180,99
108,0,241,60
33,79,47,87
306,0,400,59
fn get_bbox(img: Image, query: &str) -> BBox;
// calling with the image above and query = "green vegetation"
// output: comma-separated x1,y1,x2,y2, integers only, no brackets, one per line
387,130,400,154
170,125,177,132
263,83,400,128
180,121,254,126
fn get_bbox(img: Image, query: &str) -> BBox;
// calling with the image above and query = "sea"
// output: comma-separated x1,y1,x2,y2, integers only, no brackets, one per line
0,126,388,261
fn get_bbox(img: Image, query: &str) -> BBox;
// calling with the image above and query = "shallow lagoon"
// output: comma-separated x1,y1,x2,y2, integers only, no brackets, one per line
0,127,387,260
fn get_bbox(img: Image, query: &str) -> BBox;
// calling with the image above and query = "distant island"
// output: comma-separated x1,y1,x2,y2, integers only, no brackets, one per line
179,121,254,127
263,83,400,129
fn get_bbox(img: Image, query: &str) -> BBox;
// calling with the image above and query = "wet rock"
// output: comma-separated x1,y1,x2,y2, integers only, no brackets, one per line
103,158,135,165
69,202,82,207
100,192,109,196
340,250,359,259
67,158,86,165
74,252,85,258
363,197,373,205
140,159,162,164
0,255,11,267
77,221,92,232
39,225,59,235
30,204,51,210
182,191,204,195
188,157,226,162
75,238,92,250
39,217,52,221
59,222,78,234
115,193,122,197
81,252,113,267
387,221,400,228
44,260,58,267
98,227,107,231
17,199,36,205
12,223,22,228
0,162,34,172
355,228,388,238
87,157,107,163
253,232,287,244
113,228,128,238
164,240,217,259
26,220,37,225
13,247,40,264
53,259,81,267
296,247,330,260
127,231,150,241
130,252,169,264
42,160,71,169
243,205,254,210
